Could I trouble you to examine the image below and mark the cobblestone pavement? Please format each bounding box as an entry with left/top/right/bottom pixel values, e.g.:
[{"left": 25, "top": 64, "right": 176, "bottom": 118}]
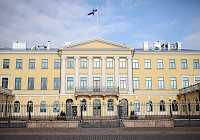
[{"left": 0, "top": 127, "right": 200, "bottom": 140}]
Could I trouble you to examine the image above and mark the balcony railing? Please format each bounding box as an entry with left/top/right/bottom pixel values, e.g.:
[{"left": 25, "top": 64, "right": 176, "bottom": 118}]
[
  {"left": 179, "top": 83, "right": 200, "bottom": 94},
  {"left": 0, "top": 86, "right": 12, "bottom": 95},
  {"left": 75, "top": 86, "right": 119, "bottom": 93}
]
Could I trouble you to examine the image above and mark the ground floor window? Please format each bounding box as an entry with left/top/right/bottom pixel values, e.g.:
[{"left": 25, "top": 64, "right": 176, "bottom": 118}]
[
  {"left": 146, "top": 100, "right": 153, "bottom": 112},
  {"left": 40, "top": 101, "right": 46, "bottom": 113},
  {"left": 172, "top": 100, "right": 178, "bottom": 111},
  {"left": 107, "top": 99, "right": 114, "bottom": 111},
  {"left": 53, "top": 101, "right": 59, "bottom": 112},
  {"left": 195, "top": 98, "right": 199, "bottom": 111},
  {"left": 14, "top": 101, "right": 20, "bottom": 113},
  {"left": 134, "top": 100, "right": 140, "bottom": 112},
  {"left": 159, "top": 100, "right": 166, "bottom": 112},
  {"left": 27, "top": 101, "right": 33, "bottom": 112}
]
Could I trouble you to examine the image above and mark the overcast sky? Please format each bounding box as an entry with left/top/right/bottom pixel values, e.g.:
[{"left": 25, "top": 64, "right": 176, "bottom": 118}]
[{"left": 0, "top": 0, "right": 200, "bottom": 49}]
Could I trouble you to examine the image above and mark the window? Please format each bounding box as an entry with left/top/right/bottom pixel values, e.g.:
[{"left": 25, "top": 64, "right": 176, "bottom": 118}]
[
  {"left": 1, "top": 100, "right": 4, "bottom": 113},
  {"left": 80, "top": 58, "right": 87, "bottom": 68},
  {"left": 41, "top": 78, "right": 47, "bottom": 90},
  {"left": 120, "top": 59, "right": 126, "bottom": 68},
  {"left": 195, "top": 77, "right": 200, "bottom": 84},
  {"left": 108, "top": 99, "right": 114, "bottom": 111},
  {"left": 40, "top": 101, "right": 46, "bottom": 113},
  {"left": 159, "top": 100, "right": 166, "bottom": 111},
  {"left": 107, "top": 59, "right": 113, "bottom": 68},
  {"left": 170, "top": 77, "right": 177, "bottom": 89},
  {"left": 7, "top": 101, "right": 10, "bottom": 113},
  {"left": 158, "top": 77, "right": 164, "bottom": 89},
  {"left": 67, "top": 77, "right": 73, "bottom": 90},
  {"left": 27, "top": 101, "right": 33, "bottom": 112},
  {"left": 195, "top": 98, "right": 199, "bottom": 111},
  {"left": 120, "top": 77, "right": 126, "bottom": 90},
  {"left": 16, "top": 59, "right": 22, "bottom": 69},
  {"left": 28, "top": 78, "right": 34, "bottom": 90},
  {"left": 145, "top": 59, "right": 151, "bottom": 69},
  {"left": 146, "top": 100, "right": 153, "bottom": 112},
  {"left": 80, "top": 77, "right": 87, "bottom": 90},
  {"left": 133, "top": 77, "right": 139, "bottom": 90},
  {"left": 107, "top": 77, "right": 113, "bottom": 89},
  {"left": 67, "top": 58, "right": 74, "bottom": 68},
  {"left": 14, "top": 101, "right": 20, "bottom": 113},
  {"left": 29, "top": 59, "right": 35, "bottom": 69},
  {"left": 182, "top": 100, "right": 186, "bottom": 112},
  {"left": 3, "top": 59, "right": 9, "bottom": 68},
  {"left": 182, "top": 77, "right": 189, "bottom": 88},
  {"left": 2, "top": 78, "right": 8, "bottom": 88},
  {"left": 94, "top": 59, "right": 100, "bottom": 68},
  {"left": 146, "top": 78, "right": 152, "bottom": 89},
  {"left": 54, "top": 59, "right": 61, "bottom": 69},
  {"left": 15, "top": 78, "right": 21, "bottom": 90},
  {"left": 181, "top": 59, "right": 187, "bottom": 69},
  {"left": 42, "top": 59, "right": 48, "bottom": 69},
  {"left": 81, "top": 99, "right": 87, "bottom": 111},
  {"left": 134, "top": 100, "right": 140, "bottom": 112},
  {"left": 194, "top": 59, "right": 199, "bottom": 69},
  {"left": 172, "top": 100, "right": 178, "bottom": 111},
  {"left": 157, "top": 59, "right": 163, "bottom": 69},
  {"left": 53, "top": 101, "right": 59, "bottom": 112},
  {"left": 132, "top": 59, "right": 139, "bottom": 69},
  {"left": 169, "top": 59, "right": 175, "bottom": 69},
  {"left": 54, "top": 78, "right": 60, "bottom": 90}
]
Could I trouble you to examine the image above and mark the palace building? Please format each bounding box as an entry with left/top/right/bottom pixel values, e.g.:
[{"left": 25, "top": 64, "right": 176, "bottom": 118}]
[{"left": 0, "top": 38, "right": 200, "bottom": 118}]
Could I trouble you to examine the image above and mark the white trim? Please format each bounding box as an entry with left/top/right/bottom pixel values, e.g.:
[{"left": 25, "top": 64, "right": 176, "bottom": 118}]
[
  {"left": 39, "top": 100, "right": 47, "bottom": 116},
  {"left": 52, "top": 100, "right": 59, "bottom": 116},
  {"left": 15, "top": 94, "right": 59, "bottom": 97},
  {"left": 181, "top": 75, "right": 190, "bottom": 88},
  {"left": 26, "top": 100, "right": 34, "bottom": 116},
  {"left": 119, "top": 75, "right": 128, "bottom": 90},
  {"left": 134, "top": 51, "right": 200, "bottom": 55},
  {"left": 66, "top": 75, "right": 75, "bottom": 90},
  {"left": 193, "top": 75, "right": 200, "bottom": 84}
]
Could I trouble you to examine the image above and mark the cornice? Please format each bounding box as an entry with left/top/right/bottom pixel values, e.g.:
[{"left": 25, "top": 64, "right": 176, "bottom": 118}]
[
  {"left": 134, "top": 51, "right": 200, "bottom": 55},
  {"left": 0, "top": 51, "right": 58, "bottom": 55}
]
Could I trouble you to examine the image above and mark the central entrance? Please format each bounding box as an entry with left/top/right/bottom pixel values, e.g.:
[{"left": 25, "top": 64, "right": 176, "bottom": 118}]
[
  {"left": 93, "top": 77, "right": 100, "bottom": 92},
  {"left": 93, "top": 99, "right": 101, "bottom": 116},
  {"left": 66, "top": 99, "right": 73, "bottom": 117}
]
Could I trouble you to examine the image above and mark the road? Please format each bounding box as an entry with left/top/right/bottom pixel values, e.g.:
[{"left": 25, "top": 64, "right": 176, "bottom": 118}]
[{"left": 0, "top": 127, "right": 200, "bottom": 140}]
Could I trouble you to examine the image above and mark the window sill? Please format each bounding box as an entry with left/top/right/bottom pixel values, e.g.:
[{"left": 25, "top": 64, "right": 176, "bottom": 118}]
[
  {"left": 133, "top": 68, "right": 139, "bottom": 69},
  {"left": 169, "top": 68, "right": 176, "bottom": 70},
  {"left": 80, "top": 68, "right": 87, "bottom": 69},
  {"left": 42, "top": 68, "right": 48, "bottom": 69},
  {"left": 106, "top": 68, "right": 113, "bottom": 69},
  {"left": 93, "top": 68, "right": 101, "bottom": 69},
  {"left": 29, "top": 68, "right": 35, "bottom": 69},
  {"left": 3, "top": 68, "right": 9, "bottom": 69},
  {"left": 54, "top": 68, "right": 61, "bottom": 69},
  {"left": 119, "top": 68, "right": 127, "bottom": 69},
  {"left": 16, "top": 68, "right": 22, "bottom": 69},
  {"left": 145, "top": 68, "right": 151, "bottom": 69},
  {"left": 157, "top": 68, "right": 164, "bottom": 69}
]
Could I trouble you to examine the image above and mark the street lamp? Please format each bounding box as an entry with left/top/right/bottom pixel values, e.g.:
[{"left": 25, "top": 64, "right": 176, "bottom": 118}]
[
  {"left": 80, "top": 98, "right": 83, "bottom": 122},
  {"left": 169, "top": 97, "right": 172, "bottom": 119}
]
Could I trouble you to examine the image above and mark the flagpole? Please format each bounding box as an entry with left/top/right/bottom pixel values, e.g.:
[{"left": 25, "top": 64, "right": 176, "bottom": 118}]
[{"left": 97, "top": 6, "right": 98, "bottom": 39}]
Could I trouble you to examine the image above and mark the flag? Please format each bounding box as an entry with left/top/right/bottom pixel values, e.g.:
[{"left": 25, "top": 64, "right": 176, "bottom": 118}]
[{"left": 88, "top": 8, "right": 97, "bottom": 17}]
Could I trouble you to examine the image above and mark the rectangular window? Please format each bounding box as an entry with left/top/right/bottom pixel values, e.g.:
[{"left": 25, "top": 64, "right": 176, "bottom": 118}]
[
  {"left": 28, "top": 78, "right": 34, "bottom": 90},
  {"left": 94, "top": 59, "right": 100, "bottom": 68},
  {"left": 54, "top": 59, "right": 61, "bottom": 69},
  {"left": 80, "top": 77, "right": 87, "bottom": 89},
  {"left": 194, "top": 59, "right": 199, "bottom": 69},
  {"left": 41, "top": 78, "right": 47, "bottom": 90},
  {"left": 133, "top": 77, "right": 139, "bottom": 90},
  {"left": 158, "top": 77, "right": 164, "bottom": 89},
  {"left": 42, "top": 59, "right": 48, "bottom": 69},
  {"left": 107, "top": 59, "right": 113, "bottom": 68},
  {"left": 120, "top": 77, "right": 126, "bottom": 90},
  {"left": 132, "top": 59, "right": 139, "bottom": 69},
  {"left": 170, "top": 77, "right": 177, "bottom": 89},
  {"left": 67, "top": 77, "right": 73, "bottom": 90},
  {"left": 146, "top": 78, "right": 152, "bottom": 89},
  {"left": 157, "top": 59, "right": 163, "bottom": 69},
  {"left": 2, "top": 78, "right": 8, "bottom": 88},
  {"left": 3, "top": 59, "right": 9, "bottom": 69},
  {"left": 181, "top": 59, "right": 188, "bottom": 69},
  {"left": 81, "top": 58, "right": 87, "bottom": 68},
  {"left": 107, "top": 77, "right": 113, "bottom": 89},
  {"left": 67, "top": 58, "right": 74, "bottom": 68},
  {"left": 195, "top": 77, "right": 200, "bottom": 84},
  {"left": 29, "top": 59, "right": 35, "bottom": 69},
  {"left": 145, "top": 59, "right": 151, "bottom": 69},
  {"left": 16, "top": 59, "right": 22, "bottom": 69},
  {"left": 54, "top": 78, "right": 60, "bottom": 90},
  {"left": 169, "top": 59, "right": 175, "bottom": 69},
  {"left": 182, "top": 77, "right": 189, "bottom": 88},
  {"left": 15, "top": 78, "right": 21, "bottom": 90},
  {"left": 120, "top": 59, "right": 126, "bottom": 68}
]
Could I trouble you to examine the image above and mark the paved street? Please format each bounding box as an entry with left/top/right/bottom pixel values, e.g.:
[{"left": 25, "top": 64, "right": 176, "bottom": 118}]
[{"left": 0, "top": 127, "right": 200, "bottom": 140}]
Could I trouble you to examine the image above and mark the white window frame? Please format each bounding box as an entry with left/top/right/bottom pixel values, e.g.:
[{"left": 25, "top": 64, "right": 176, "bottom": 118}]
[
  {"left": 132, "top": 59, "right": 139, "bottom": 69},
  {"left": 1, "top": 74, "right": 10, "bottom": 89},
  {"left": 181, "top": 75, "right": 190, "bottom": 88},
  {"left": 107, "top": 58, "right": 113, "bottom": 68}
]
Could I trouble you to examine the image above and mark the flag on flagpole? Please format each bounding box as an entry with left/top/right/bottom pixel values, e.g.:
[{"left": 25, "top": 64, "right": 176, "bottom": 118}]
[{"left": 88, "top": 8, "right": 98, "bottom": 18}]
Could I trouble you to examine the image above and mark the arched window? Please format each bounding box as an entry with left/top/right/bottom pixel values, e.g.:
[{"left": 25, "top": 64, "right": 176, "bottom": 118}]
[
  {"left": 1, "top": 99, "right": 4, "bottom": 113},
  {"left": 146, "top": 100, "right": 153, "bottom": 112},
  {"left": 53, "top": 101, "right": 59, "bottom": 112},
  {"left": 27, "top": 101, "right": 33, "bottom": 112},
  {"left": 172, "top": 100, "right": 178, "bottom": 111},
  {"left": 40, "top": 101, "right": 46, "bottom": 113},
  {"left": 81, "top": 99, "right": 87, "bottom": 111},
  {"left": 108, "top": 99, "right": 114, "bottom": 111},
  {"left": 195, "top": 98, "right": 199, "bottom": 111},
  {"left": 182, "top": 100, "right": 186, "bottom": 112},
  {"left": 7, "top": 101, "right": 10, "bottom": 113},
  {"left": 134, "top": 100, "right": 140, "bottom": 112},
  {"left": 159, "top": 100, "right": 166, "bottom": 112},
  {"left": 14, "top": 101, "right": 20, "bottom": 113}
]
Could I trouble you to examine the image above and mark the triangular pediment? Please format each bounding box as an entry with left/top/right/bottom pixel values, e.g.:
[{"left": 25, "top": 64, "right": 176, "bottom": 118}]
[{"left": 59, "top": 38, "right": 135, "bottom": 51}]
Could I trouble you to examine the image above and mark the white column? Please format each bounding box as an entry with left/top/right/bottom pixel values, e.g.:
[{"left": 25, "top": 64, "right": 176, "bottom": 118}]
[
  {"left": 114, "top": 56, "right": 119, "bottom": 88},
  {"left": 101, "top": 56, "right": 106, "bottom": 88},
  {"left": 127, "top": 56, "right": 133, "bottom": 94},
  {"left": 61, "top": 56, "right": 66, "bottom": 95},
  {"left": 88, "top": 56, "right": 93, "bottom": 89},
  {"left": 75, "top": 56, "right": 80, "bottom": 89}
]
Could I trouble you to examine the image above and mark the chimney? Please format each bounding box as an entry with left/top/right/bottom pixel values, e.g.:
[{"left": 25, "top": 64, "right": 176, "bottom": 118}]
[
  {"left": 12, "top": 42, "right": 27, "bottom": 50},
  {"left": 143, "top": 42, "right": 149, "bottom": 51},
  {"left": 47, "top": 41, "right": 51, "bottom": 50},
  {"left": 177, "top": 41, "right": 181, "bottom": 50},
  {"left": 65, "top": 41, "right": 71, "bottom": 46},
  {"left": 153, "top": 41, "right": 161, "bottom": 50}
]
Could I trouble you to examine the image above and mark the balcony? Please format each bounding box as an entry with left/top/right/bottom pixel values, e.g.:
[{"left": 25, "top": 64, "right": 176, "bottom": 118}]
[
  {"left": 75, "top": 86, "right": 119, "bottom": 96},
  {"left": 179, "top": 83, "right": 200, "bottom": 94},
  {"left": 0, "top": 86, "right": 13, "bottom": 96}
]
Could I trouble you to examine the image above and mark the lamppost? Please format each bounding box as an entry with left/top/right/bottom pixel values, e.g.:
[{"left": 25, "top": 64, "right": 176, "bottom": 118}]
[
  {"left": 80, "top": 98, "right": 83, "bottom": 122},
  {"left": 169, "top": 97, "right": 172, "bottom": 120},
  {"left": 188, "top": 99, "right": 190, "bottom": 121},
  {"left": 28, "top": 102, "right": 32, "bottom": 121}
]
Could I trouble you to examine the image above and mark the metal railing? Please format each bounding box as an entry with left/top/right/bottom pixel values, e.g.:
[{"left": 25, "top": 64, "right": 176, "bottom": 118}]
[{"left": 75, "top": 86, "right": 119, "bottom": 93}]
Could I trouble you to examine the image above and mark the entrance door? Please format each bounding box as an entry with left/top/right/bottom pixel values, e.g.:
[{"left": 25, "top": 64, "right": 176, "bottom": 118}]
[
  {"left": 93, "top": 77, "right": 100, "bottom": 92},
  {"left": 93, "top": 99, "right": 101, "bottom": 116},
  {"left": 121, "top": 99, "right": 128, "bottom": 117},
  {"left": 2, "top": 78, "right": 8, "bottom": 88},
  {"left": 66, "top": 99, "right": 73, "bottom": 117}
]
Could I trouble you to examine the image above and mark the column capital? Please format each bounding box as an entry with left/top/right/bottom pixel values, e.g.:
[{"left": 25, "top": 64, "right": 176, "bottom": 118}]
[
  {"left": 87, "top": 56, "right": 93, "bottom": 59},
  {"left": 61, "top": 56, "right": 67, "bottom": 59},
  {"left": 127, "top": 56, "right": 132, "bottom": 59},
  {"left": 114, "top": 56, "right": 119, "bottom": 59},
  {"left": 101, "top": 56, "right": 106, "bottom": 59},
  {"left": 74, "top": 56, "right": 80, "bottom": 59}
]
